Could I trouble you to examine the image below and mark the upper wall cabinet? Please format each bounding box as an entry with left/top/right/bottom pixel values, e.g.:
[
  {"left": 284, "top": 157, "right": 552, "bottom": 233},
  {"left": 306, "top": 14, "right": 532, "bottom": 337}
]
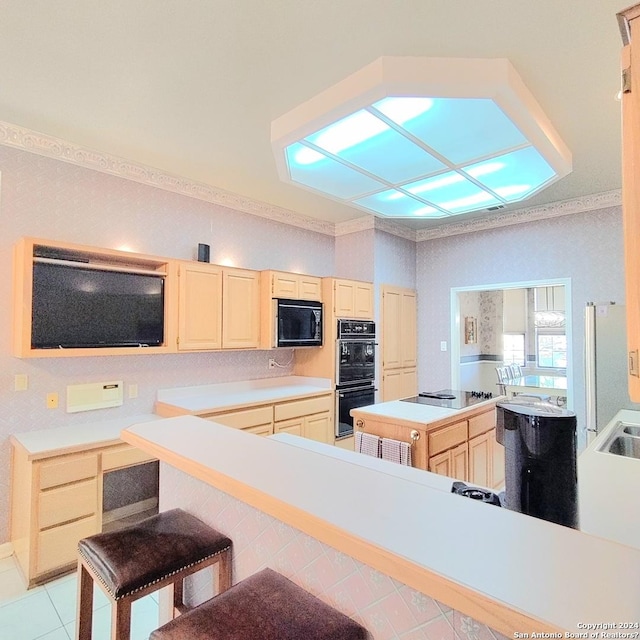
[
  {"left": 619, "top": 4, "right": 640, "bottom": 401},
  {"left": 332, "top": 278, "right": 374, "bottom": 319},
  {"left": 503, "top": 289, "right": 527, "bottom": 333},
  {"left": 178, "top": 262, "right": 261, "bottom": 351},
  {"left": 13, "top": 238, "right": 176, "bottom": 358},
  {"left": 222, "top": 268, "right": 261, "bottom": 349},
  {"left": 177, "top": 262, "right": 222, "bottom": 350},
  {"left": 266, "top": 271, "right": 322, "bottom": 301}
]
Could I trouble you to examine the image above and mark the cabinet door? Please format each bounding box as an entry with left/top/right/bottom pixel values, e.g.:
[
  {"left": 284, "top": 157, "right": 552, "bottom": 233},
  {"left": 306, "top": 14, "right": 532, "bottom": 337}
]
[
  {"left": 451, "top": 442, "right": 468, "bottom": 482},
  {"left": 334, "top": 280, "right": 355, "bottom": 317},
  {"left": 299, "top": 276, "right": 322, "bottom": 301},
  {"left": 401, "top": 291, "right": 417, "bottom": 367},
  {"left": 178, "top": 262, "right": 222, "bottom": 350},
  {"left": 222, "top": 268, "right": 260, "bottom": 348},
  {"left": 429, "top": 450, "right": 451, "bottom": 477},
  {"left": 272, "top": 273, "right": 298, "bottom": 299},
  {"left": 491, "top": 431, "right": 506, "bottom": 489},
  {"left": 382, "top": 369, "right": 403, "bottom": 402},
  {"left": 244, "top": 424, "right": 274, "bottom": 437},
  {"left": 400, "top": 368, "right": 418, "bottom": 399},
  {"left": 469, "top": 432, "right": 491, "bottom": 487},
  {"left": 304, "top": 412, "right": 332, "bottom": 444},
  {"left": 621, "top": 17, "right": 640, "bottom": 401},
  {"left": 382, "top": 288, "right": 402, "bottom": 369},
  {"left": 274, "top": 418, "right": 304, "bottom": 437},
  {"left": 354, "top": 282, "right": 374, "bottom": 319}
]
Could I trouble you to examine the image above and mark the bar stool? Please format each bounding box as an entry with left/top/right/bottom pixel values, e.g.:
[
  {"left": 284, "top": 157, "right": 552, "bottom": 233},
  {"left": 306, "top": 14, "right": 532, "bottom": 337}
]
[
  {"left": 76, "top": 508, "right": 232, "bottom": 640},
  {"left": 149, "top": 567, "right": 368, "bottom": 640}
]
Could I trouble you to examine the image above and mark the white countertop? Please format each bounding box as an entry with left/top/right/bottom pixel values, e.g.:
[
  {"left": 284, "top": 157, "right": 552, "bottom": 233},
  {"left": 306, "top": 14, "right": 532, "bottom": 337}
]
[
  {"left": 11, "top": 413, "right": 161, "bottom": 459},
  {"left": 351, "top": 396, "right": 499, "bottom": 425},
  {"left": 123, "top": 415, "right": 640, "bottom": 633},
  {"left": 579, "top": 409, "right": 640, "bottom": 549},
  {"left": 156, "top": 376, "right": 332, "bottom": 413}
]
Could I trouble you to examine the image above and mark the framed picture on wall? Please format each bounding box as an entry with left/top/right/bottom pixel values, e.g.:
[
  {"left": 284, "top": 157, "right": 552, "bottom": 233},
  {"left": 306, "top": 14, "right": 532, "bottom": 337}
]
[{"left": 464, "top": 316, "right": 477, "bottom": 344}]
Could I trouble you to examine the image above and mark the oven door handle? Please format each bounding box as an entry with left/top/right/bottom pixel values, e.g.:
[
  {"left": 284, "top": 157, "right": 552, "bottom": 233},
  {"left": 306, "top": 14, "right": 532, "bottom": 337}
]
[{"left": 337, "top": 388, "right": 378, "bottom": 397}]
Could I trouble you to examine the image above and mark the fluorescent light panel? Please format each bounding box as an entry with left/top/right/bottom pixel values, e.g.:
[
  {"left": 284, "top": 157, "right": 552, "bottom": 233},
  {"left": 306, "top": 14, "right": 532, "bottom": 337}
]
[{"left": 272, "top": 58, "right": 572, "bottom": 219}]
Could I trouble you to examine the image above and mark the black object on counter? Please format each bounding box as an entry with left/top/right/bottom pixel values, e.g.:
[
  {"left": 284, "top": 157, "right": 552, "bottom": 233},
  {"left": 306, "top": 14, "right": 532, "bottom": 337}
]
[
  {"left": 496, "top": 400, "right": 579, "bottom": 529},
  {"left": 451, "top": 481, "right": 502, "bottom": 506}
]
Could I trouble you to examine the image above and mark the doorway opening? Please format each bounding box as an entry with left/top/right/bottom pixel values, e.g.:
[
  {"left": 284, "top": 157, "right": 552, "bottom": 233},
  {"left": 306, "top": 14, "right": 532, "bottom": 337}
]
[{"left": 449, "top": 278, "right": 573, "bottom": 410}]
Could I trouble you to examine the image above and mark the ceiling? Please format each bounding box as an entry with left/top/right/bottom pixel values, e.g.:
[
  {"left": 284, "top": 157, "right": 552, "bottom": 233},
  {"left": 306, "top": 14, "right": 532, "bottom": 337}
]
[{"left": 0, "top": 1, "right": 629, "bottom": 232}]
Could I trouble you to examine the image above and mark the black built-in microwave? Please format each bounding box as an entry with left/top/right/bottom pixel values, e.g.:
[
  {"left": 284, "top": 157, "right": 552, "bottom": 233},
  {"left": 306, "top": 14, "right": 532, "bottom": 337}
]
[{"left": 273, "top": 298, "right": 323, "bottom": 347}]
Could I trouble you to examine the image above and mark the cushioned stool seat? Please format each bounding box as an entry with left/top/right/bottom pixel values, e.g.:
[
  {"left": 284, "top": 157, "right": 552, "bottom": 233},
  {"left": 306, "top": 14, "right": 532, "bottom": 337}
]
[
  {"left": 76, "top": 508, "right": 232, "bottom": 640},
  {"left": 150, "top": 567, "right": 368, "bottom": 640}
]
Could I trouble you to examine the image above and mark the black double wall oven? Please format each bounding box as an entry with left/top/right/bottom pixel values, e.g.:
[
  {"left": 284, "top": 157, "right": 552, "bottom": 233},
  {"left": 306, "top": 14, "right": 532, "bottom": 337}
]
[{"left": 335, "top": 319, "right": 376, "bottom": 438}]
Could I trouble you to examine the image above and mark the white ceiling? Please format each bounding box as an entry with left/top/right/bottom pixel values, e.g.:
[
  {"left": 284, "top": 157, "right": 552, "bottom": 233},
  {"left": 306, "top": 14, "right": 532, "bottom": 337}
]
[{"left": 0, "top": 1, "right": 628, "bottom": 231}]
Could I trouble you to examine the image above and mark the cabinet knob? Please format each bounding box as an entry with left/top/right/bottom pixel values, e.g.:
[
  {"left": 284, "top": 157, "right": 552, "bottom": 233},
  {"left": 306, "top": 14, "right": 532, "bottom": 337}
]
[
  {"left": 630, "top": 350, "right": 639, "bottom": 377},
  {"left": 356, "top": 419, "right": 364, "bottom": 428}
]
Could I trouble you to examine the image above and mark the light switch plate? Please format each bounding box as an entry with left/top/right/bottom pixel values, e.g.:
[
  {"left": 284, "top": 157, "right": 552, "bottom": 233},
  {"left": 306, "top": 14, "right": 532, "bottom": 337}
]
[{"left": 67, "top": 381, "right": 124, "bottom": 413}]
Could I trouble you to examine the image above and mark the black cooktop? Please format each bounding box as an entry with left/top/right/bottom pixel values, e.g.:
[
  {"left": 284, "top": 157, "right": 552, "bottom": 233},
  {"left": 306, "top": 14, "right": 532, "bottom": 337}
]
[{"left": 401, "top": 389, "right": 493, "bottom": 410}]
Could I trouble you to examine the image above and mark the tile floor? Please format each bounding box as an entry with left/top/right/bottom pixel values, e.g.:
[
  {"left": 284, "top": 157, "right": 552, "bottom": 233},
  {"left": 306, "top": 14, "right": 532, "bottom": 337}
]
[{"left": 0, "top": 555, "right": 160, "bottom": 640}]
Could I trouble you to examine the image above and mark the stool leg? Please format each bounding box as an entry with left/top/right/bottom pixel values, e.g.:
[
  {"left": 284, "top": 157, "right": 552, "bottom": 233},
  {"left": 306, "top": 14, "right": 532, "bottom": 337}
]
[
  {"left": 172, "top": 578, "right": 185, "bottom": 616},
  {"left": 111, "top": 598, "right": 132, "bottom": 640},
  {"left": 76, "top": 560, "right": 94, "bottom": 640},
  {"left": 217, "top": 549, "right": 232, "bottom": 594}
]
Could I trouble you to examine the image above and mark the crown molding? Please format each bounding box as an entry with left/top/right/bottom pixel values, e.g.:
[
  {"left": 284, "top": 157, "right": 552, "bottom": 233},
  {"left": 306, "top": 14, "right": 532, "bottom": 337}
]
[
  {"left": 0, "top": 120, "right": 335, "bottom": 236},
  {"left": 415, "top": 190, "right": 622, "bottom": 241},
  {"left": 0, "top": 120, "right": 620, "bottom": 243}
]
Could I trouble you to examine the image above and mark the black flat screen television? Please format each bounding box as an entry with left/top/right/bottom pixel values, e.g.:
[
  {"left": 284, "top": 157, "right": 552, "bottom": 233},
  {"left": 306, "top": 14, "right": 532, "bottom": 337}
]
[{"left": 31, "top": 261, "right": 165, "bottom": 349}]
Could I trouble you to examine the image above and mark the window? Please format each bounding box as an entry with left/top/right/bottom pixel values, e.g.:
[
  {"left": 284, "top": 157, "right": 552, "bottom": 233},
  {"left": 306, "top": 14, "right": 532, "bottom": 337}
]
[
  {"left": 503, "top": 334, "right": 525, "bottom": 366},
  {"left": 537, "top": 333, "right": 567, "bottom": 368}
]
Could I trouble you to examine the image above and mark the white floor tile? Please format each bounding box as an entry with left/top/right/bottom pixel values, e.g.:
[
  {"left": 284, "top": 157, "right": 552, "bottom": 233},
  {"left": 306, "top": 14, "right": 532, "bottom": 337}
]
[
  {"left": 46, "top": 574, "right": 110, "bottom": 625},
  {"left": 0, "top": 566, "right": 40, "bottom": 606},
  {"left": 35, "top": 626, "right": 70, "bottom": 640},
  {"left": 0, "top": 556, "right": 18, "bottom": 575},
  {"left": 0, "top": 589, "right": 64, "bottom": 640}
]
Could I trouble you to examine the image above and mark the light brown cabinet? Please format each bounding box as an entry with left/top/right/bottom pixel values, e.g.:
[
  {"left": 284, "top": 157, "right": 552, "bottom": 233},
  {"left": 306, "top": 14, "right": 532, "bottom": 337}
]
[
  {"left": 332, "top": 279, "right": 374, "bottom": 319},
  {"left": 10, "top": 442, "right": 155, "bottom": 587},
  {"left": 381, "top": 285, "right": 417, "bottom": 401},
  {"left": 266, "top": 270, "right": 322, "bottom": 301},
  {"left": 187, "top": 393, "right": 334, "bottom": 444},
  {"left": 619, "top": 5, "right": 640, "bottom": 402},
  {"left": 177, "top": 262, "right": 223, "bottom": 350},
  {"left": 353, "top": 404, "right": 504, "bottom": 489},
  {"left": 177, "top": 262, "right": 260, "bottom": 351}
]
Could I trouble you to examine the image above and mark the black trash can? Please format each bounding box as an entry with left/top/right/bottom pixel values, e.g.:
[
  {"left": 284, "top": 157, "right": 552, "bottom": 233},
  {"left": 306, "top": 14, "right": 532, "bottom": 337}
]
[{"left": 496, "top": 400, "right": 579, "bottom": 529}]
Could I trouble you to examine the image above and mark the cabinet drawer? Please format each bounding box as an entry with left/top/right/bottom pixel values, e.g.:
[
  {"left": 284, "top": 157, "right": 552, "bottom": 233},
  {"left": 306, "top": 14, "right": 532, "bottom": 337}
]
[
  {"left": 244, "top": 423, "right": 274, "bottom": 437},
  {"left": 274, "top": 395, "right": 332, "bottom": 422},
  {"left": 37, "top": 515, "right": 98, "bottom": 575},
  {"left": 205, "top": 406, "right": 273, "bottom": 430},
  {"left": 102, "top": 445, "right": 155, "bottom": 472},
  {"left": 428, "top": 421, "right": 468, "bottom": 456},
  {"left": 38, "top": 478, "right": 98, "bottom": 529},
  {"left": 468, "top": 410, "right": 496, "bottom": 439},
  {"left": 38, "top": 453, "right": 98, "bottom": 490}
]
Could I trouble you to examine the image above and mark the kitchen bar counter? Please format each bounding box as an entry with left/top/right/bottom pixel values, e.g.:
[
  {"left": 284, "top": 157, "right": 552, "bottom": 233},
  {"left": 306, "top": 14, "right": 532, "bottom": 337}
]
[
  {"left": 154, "top": 375, "right": 331, "bottom": 416},
  {"left": 122, "top": 415, "right": 640, "bottom": 637}
]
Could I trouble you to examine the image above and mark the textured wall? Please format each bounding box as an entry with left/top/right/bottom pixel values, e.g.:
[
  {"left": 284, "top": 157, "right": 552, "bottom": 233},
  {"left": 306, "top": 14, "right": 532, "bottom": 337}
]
[
  {"left": 161, "top": 463, "right": 507, "bottom": 640},
  {"left": 0, "top": 145, "right": 335, "bottom": 543},
  {"left": 416, "top": 206, "right": 626, "bottom": 437}
]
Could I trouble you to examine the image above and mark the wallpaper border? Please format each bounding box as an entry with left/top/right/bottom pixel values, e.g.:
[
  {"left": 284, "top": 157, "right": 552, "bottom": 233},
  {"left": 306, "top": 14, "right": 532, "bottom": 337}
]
[{"left": 0, "top": 120, "right": 620, "bottom": 242}]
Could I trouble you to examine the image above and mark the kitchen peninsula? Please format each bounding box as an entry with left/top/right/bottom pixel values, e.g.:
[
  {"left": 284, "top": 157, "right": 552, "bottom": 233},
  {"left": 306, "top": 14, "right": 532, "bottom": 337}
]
[
  {"left": 121, "top": 415, "right": 640, "bottom": 638},
  {"left": 351, "top": 393, "right": 505, "bottom": 488}
]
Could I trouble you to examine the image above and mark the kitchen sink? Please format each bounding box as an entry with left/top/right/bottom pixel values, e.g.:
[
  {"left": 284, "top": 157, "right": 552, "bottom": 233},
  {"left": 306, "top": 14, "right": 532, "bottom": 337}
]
[{"left": 596, "top": 422, "right": 640, "bottom": 459}]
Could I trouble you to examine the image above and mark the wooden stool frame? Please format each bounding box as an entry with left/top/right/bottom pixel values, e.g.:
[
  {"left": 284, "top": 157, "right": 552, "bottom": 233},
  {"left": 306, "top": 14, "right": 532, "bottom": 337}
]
[{"left": 75, "top": 548, "right": 232, "bottom": 640}]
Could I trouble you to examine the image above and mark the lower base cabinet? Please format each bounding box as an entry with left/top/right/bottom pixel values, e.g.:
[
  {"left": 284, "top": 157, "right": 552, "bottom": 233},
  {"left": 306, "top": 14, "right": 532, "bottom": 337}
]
[
  {"left": 429, "top": 442, "right": 468, "bottom": 480},
  {"left": 10, "top": 442, "right": 155, "bottom": 588},
  {"left": 202, "top": 393, "right": 334, "bottom": 444}
]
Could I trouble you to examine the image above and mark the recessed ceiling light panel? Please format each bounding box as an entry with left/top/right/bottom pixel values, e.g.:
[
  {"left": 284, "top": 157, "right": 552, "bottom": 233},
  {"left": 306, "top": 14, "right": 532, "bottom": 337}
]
[{"left": 271, "top": 57, "right": 572, "bottom": 219}]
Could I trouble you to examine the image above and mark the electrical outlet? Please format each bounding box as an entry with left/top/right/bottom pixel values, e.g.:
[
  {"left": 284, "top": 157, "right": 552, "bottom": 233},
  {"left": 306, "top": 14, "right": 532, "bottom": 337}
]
[
  {"left": 128, "top": 383, "right": 138, "bottom": 399},
  {"left": 268, "top": 358, "right": 276, "bottom": 370},
  {"left": 440, "top": 341, "right": 447, "bottom": 352},
  {"left": 46, "top": 392, "right": 58, "bottom": 409},
  {"left": 14, "top": 374, "right": 28, "bottom": 391}
]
